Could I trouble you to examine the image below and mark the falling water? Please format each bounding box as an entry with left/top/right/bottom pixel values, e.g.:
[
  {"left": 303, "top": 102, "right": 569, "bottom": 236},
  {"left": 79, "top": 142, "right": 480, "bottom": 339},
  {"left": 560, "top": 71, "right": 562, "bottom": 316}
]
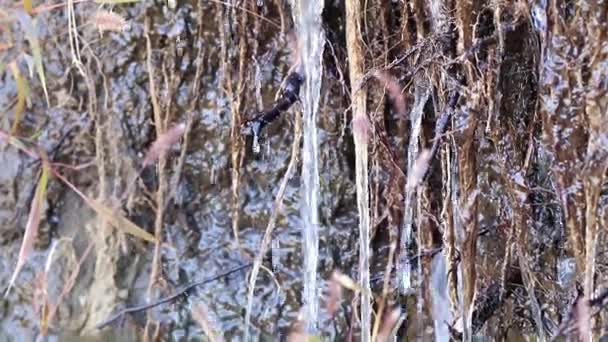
[
  {"left": 430, "top": 253, "right": 452, "bottom": 342},
  {"left": 400, "top": 85, "right": 430, "bottom": 294},
  {"left": 290, "top": 0, "right": 325, "bottom": 334}
]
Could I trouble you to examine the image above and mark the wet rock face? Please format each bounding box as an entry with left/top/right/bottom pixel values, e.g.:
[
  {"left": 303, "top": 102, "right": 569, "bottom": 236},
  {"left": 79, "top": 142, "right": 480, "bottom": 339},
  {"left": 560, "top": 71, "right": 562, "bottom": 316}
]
[
  {"left": 0, "top": 0, "right": 358, "bottom": 338},
  {"left": 2, "top": 0, "right": 607, "bottom": 339},
  {"left": 0, "top": 150, "right": 22, "bottom": 246}
]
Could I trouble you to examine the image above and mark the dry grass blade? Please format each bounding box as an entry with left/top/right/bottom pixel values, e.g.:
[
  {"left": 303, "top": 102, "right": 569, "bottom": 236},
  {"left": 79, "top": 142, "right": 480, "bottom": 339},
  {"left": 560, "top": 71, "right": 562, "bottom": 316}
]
[
  {"left": 92, "top": 10, "right": 128, "bottom": 33},
  {"left": 47, "top": 161, "right": 156, "bottom": 242},
  {"left": 0, "top": 131, "right": 155, "bottom": 243},
  {"left": 4, "top": 160, "right": 49, "bottom": 298},
  {"left": 9, "top": 61, "right": 30, "bottom": 135},
  {"left": 87, "top": 199, "right": 156, "bottom": 242},
  {"left": 0, "top": 130, "right": 33, "bottom": 156},
  {"left": 191, "top": 302, "right": 224, "bottom": 342},
  {"left": 14, "top": 11, "right": 49, "bottom": 106},
  {"left": 142, "top": 122, "right": 186, "bottom": 167}
]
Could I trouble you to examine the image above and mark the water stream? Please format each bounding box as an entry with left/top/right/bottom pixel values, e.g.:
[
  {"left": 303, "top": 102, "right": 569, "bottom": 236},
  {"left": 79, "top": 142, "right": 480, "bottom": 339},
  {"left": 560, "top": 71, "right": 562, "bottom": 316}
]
[
  {"left": 290, "top": 0, "right": 325, "bottom": 334},
  {"left": 400, "top": 85, "right": 430, "bottom": 294},
  {"left": 430, "top": 253, "right": 452, "bottom": 342}
]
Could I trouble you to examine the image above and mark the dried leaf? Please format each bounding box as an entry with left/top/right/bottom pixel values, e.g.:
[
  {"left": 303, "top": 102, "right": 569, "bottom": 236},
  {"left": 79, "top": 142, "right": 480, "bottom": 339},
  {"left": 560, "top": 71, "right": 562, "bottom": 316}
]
[
  {"left": 15, "top": 11, "right": 49, "bottom": 106},
  {"left": 87, "top": 199, "right": 156, "bottom": 242},
  {"left": 142, "top": 122, "right": 186, "bottom": 167},
  {"left": 331, "top": 271, "right": 360, "bottom": 292},
  {"left": 9, "top": 62, "right": 30, "bottom": 135},
  {"left": 5, "top": 161, "right": 49, "bottom": 298},
  {"left": 93, "top": 10, "right": 128, "bottom": 33}
]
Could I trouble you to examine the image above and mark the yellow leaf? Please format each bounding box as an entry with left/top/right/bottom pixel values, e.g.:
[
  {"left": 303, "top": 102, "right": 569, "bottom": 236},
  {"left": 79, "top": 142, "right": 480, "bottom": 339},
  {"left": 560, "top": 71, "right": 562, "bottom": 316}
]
[
  {"left": 87, "top": 199, "right": 156, "bottom": 242},
  {"left": 331, "top": 271, "right": 361, "bottom": 292},
  {"left": 9, "top": 62, "right": 30, "bottom": 135},
  {"left": 23, "top": 0, "right": 33, "bottom": 13}
]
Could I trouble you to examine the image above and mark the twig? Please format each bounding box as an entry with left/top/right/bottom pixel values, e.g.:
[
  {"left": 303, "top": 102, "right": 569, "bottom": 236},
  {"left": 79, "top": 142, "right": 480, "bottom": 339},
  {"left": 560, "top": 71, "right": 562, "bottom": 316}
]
[
  {"left": 96, "top": 263, "right": 253, "bottom": 330},
  {"left": 144, "top": 15, "right": 168, "bottom": 306},
  {"left": 422, "top": 91, "right": 460, "bottom": 182}
]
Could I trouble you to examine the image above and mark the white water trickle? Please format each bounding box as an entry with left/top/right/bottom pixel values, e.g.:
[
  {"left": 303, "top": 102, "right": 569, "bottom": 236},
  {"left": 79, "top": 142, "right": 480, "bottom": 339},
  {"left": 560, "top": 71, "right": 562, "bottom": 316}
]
[
  {"left": 431, "top": 252, "right": 452, "bottom": 342},
  {"left": 400, "top": 85, "right": 430, "bottom": 294},
  {"left": 290, "top": 0, "right": 325, "bottom": 334}
]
